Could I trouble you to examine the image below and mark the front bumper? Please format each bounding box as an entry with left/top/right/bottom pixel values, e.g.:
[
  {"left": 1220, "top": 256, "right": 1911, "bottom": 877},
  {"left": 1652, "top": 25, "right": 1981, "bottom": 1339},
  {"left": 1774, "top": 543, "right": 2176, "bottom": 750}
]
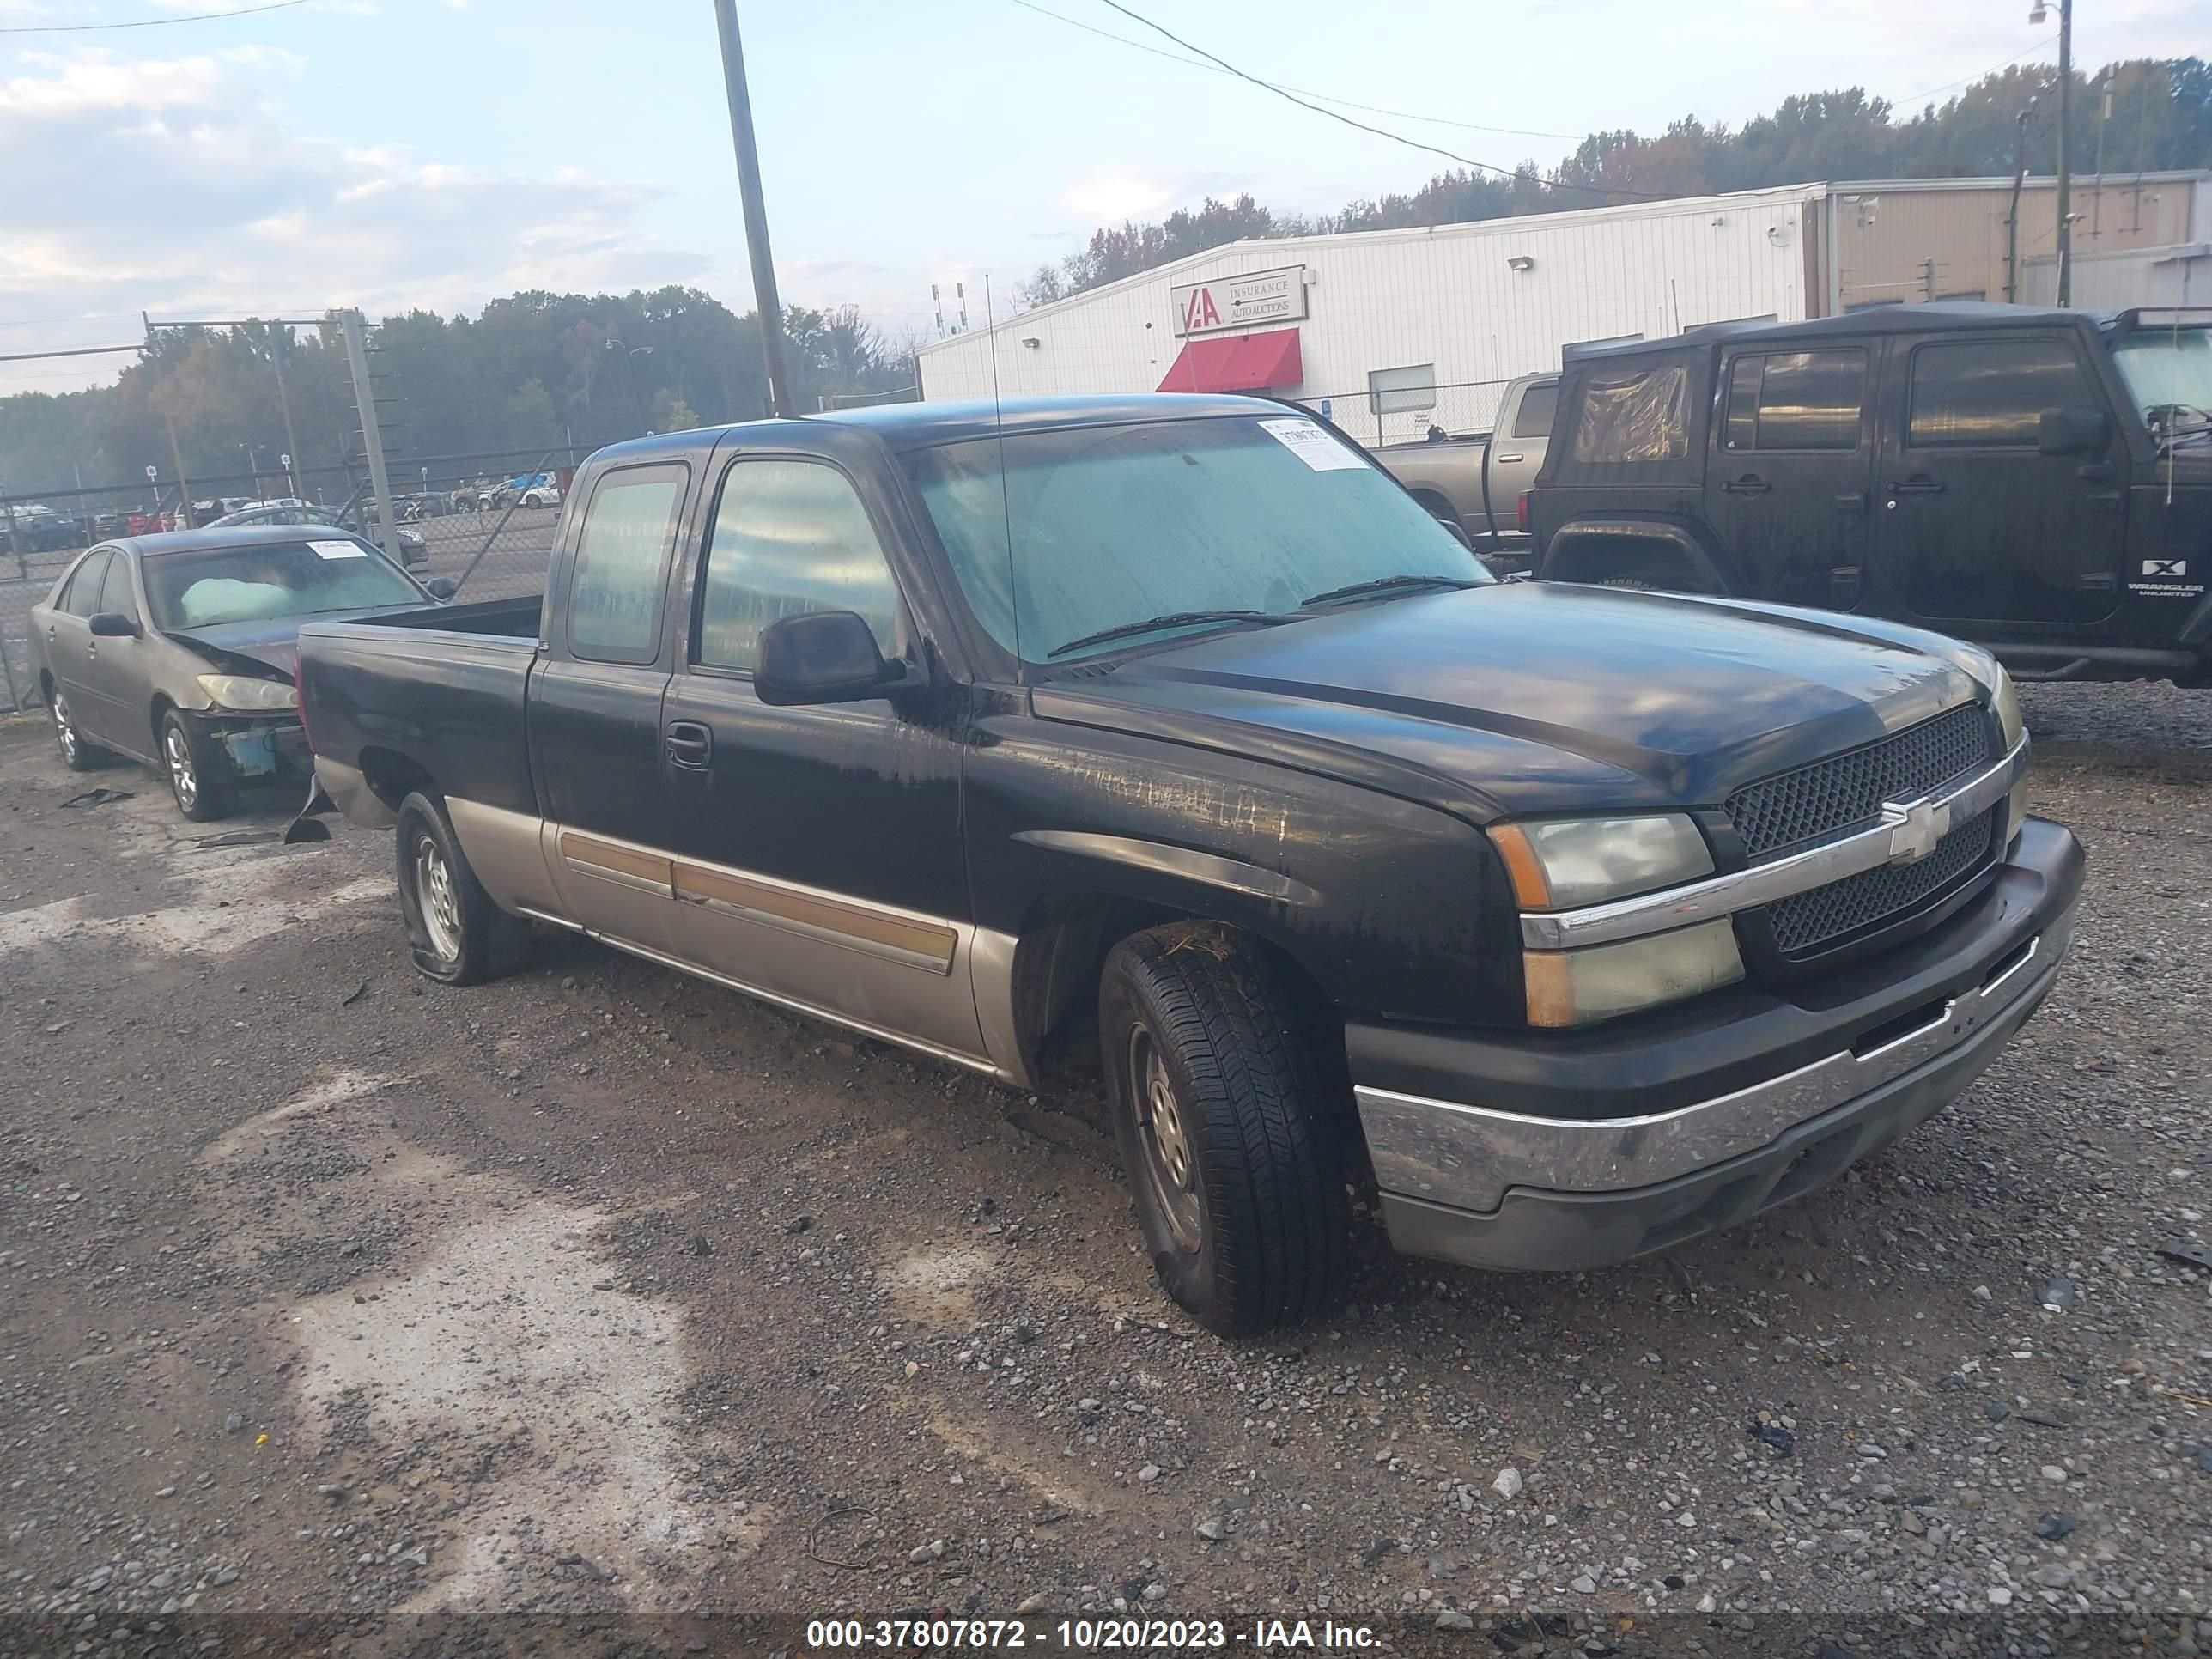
[
  {"left": 1352, "top": 817, "right": 2083, "bottom": 1272},
  {"left": 204, "top": 714, "right": 309, "bottom": 780}
]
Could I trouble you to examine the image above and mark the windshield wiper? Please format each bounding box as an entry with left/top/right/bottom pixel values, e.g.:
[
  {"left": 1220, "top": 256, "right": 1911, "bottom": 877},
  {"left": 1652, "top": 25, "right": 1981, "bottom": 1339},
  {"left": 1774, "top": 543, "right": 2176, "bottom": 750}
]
[
  {"left": 1300, "top": 573, "right": 1481, "bottom": 608},
  {"left": 1046, "top": 610, "right": 1287, "bottom": 659}
]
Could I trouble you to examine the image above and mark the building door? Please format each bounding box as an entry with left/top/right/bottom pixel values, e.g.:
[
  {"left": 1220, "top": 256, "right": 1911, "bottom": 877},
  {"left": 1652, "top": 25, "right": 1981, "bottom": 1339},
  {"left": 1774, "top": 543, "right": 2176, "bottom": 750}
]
[
  {"left": 1704, "top": 347, "right": 1876, "bottom": 610},
  {"left": 1870, "top": 332, "right": 2128, "bottom": 628},
  {"left": 656, "top": 453, "right": 984, "bottom": 1063}
]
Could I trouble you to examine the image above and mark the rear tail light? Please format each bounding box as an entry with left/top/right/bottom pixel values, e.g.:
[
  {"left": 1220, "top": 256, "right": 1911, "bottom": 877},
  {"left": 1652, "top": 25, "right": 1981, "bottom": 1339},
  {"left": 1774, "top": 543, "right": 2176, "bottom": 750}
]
[{"left": 1516, "top": 491, "right": 1530, "bottom": 534}]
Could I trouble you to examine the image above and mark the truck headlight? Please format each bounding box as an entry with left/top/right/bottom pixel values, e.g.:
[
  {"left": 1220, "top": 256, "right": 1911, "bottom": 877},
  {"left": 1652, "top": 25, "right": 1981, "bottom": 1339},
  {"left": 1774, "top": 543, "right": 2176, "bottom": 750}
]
[
  {"left": 196, "top": 674, "right": 298, "bottom": 712},
  {"left": 1523, "top": 919, "right": 1745, "bottom": 1027},
  {"left": 1990, "top": 664, "right": 2028, "bottom": 845},
  {"left": 1489, "top": 813, "right": 1714, "bottom": 909}
]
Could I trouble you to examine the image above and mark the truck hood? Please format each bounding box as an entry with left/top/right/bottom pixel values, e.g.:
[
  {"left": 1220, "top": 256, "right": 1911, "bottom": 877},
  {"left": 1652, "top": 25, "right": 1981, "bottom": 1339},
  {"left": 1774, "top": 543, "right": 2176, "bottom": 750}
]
[
  {"left": 1034, "top": 582, "right": 1996, "bottom": 818},
  {"left": 166, "top": 604, "right": 428, "bottom": 680}
]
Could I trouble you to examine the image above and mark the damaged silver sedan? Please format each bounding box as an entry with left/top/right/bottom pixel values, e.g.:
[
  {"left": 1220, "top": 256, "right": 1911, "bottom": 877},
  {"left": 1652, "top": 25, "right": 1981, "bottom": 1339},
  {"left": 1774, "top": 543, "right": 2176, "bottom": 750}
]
[{"left": 28, "top": 526, "right": 451, "bottom": 821}]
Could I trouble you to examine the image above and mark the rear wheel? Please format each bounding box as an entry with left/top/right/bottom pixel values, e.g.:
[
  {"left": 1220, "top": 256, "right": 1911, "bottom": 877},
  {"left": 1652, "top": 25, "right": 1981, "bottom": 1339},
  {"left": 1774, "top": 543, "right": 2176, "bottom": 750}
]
[
  {"left": 49, "top": 689, "right": 111, "bottom": 771},
  {"left": 394, "top": 790, "right": 531, "bottom": 985},
  {"left": 161, "top": 709, "right": 237, "bottom": 821},
  {"left": 1099, "top": 924, "right": 1351, "bottom": 1337}
]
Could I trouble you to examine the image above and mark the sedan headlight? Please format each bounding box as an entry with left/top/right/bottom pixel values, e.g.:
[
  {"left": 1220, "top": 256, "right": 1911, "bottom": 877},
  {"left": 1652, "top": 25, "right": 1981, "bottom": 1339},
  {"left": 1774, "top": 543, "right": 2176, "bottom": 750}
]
[
  {"left": 1989, "top": 663, "right": 2029, "bottom": 844},
  {"left": 197, "top": 673, "right": 297, "bottom": 712},
  {"left": 1489, "top": 813, "right": 1714, "bottom": 909},
  {"left": 1524, "top": 919, "right": 1745, "bottom": 1028}
]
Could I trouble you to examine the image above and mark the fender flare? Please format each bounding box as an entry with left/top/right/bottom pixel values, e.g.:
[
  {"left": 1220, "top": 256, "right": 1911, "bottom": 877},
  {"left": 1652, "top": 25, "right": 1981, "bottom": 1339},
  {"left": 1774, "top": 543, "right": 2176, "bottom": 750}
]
[{"left": 1537, "top": 517, "right": 1736, "bottom": 593}]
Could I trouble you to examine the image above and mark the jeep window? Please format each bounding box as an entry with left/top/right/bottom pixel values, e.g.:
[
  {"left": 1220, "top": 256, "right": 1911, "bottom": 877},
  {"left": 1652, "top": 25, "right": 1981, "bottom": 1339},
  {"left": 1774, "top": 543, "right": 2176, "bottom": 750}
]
[
  {"left": 565, "top": 463, "right": 686, "bottom": 665},
  {"left": 1570, "top": 362, "right": 1690, "bottom": 464},
  {"left": 905, "top": 415, "right": 1486, "bottom": 663},
  {"left": 1510, "top": 381, "right": 1559, "bottom": 440},
  {"left": 1907, "top": 339, "right": 2088, "bottom": 448},
  {"left": 1723, "top": 349, "right": 1866, "bottom": 451},
  {"left": 2111, "top": 324, "right": 2212, "bottom": 443},
  {"left": 695, "top": 459, "right": 900, "bottom": 673}
]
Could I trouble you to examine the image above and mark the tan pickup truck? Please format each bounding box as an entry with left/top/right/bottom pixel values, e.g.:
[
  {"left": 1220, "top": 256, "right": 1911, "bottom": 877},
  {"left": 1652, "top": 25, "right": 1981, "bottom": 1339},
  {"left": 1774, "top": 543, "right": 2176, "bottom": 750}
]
[{"left": 1375, "top": 372, "right": 1558, "bottom": 562}]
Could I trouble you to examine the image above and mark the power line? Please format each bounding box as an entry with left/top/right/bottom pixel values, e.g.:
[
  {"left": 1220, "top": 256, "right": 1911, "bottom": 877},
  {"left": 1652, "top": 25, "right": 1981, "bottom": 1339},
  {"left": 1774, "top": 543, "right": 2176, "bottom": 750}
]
[
  {"left": 0, "top": 0, "right": 310, "bottom": 33},
  {"left": 1007, "top": 0, "right": 1583, "bottom": 143},
  {"left": 1088, "top": 0, "right": 1677, "bottom": 203},
  {"left": 1893, "top": 34, "right": 2056, "bottom": 108}
]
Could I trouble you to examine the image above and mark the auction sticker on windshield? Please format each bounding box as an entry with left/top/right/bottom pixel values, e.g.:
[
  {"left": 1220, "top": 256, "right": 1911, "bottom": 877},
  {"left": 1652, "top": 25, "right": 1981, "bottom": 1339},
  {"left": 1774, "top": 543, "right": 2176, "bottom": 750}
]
[
  {"left": 309, "top": 539, "right": 368, "bottom": 560},
  {"left": 1258, "top": 417, "right": 1367, "bottom": 471}
]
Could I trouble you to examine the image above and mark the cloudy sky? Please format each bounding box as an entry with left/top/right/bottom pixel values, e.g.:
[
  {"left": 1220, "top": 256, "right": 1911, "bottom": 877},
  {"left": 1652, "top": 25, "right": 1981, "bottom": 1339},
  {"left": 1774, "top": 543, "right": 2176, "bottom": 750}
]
[{"left": 0, "top": 0, "right": 2201, "bottom": 394}]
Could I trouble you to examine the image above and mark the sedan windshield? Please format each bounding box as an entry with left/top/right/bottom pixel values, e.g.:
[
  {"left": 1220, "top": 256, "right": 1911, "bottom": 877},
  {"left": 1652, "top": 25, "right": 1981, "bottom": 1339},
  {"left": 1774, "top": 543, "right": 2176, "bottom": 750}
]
[
  {"left": 2112, "top": 325, "right": 2212, "bottom": 442},
  {"left": 904, "top": 414, "right": 1488, "bottom": 662},
  {"left": 143, "top": 540, "right": 422, "bottom": 629}
]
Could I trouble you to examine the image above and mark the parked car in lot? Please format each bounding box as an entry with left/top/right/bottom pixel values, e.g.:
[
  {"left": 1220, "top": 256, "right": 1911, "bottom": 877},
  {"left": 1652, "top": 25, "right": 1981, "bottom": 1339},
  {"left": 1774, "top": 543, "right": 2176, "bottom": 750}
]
[
  {"left": 2, "top": 505, "right": 85, "bottom": 554},
  {"left": 292, "top": 392, "right": 2080, "bottom": 1337},
  {"left": 31, "top": 526, "right": 451, "bottom": 821},
  {"left": 1374, "top": 370, "right": 1558, "bottom": 558},
  {"left": 1526, "top": 302, "right": 2212, "bottom": 684},
  {"left": 205, "top": 500, "right": 429, "bottom": 567}
]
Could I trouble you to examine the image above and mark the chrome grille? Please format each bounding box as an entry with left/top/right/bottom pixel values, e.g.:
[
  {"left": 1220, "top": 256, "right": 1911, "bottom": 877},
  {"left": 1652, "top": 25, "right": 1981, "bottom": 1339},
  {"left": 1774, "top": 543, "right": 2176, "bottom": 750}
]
[
  {"left": 1727, "top": 703, "right": 1994, "bottom": 860},
  {"left": 1766, "top": 807, "right": 1999, "bottom": 956}
]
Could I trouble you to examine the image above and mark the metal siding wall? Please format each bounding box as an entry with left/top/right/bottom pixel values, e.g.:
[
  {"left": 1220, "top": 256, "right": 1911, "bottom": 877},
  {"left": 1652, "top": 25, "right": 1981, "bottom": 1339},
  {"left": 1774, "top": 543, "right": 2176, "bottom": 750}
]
[{"left": 915, "top": 189, "right": 1816, "bottom": 441}]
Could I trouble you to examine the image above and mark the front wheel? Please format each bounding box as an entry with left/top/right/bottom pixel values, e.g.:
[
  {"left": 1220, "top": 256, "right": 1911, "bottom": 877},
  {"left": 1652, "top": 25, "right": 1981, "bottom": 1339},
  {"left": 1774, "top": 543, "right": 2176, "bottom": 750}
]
[
  {"left": 161, "top": 710, "right": 237, "bottom": 820},
  {"left": 1099, "top": 925, "right": 1351, "bottom": 1337},
  {"left": 393, "top": 791, "right": 531, "bottom": 985}
]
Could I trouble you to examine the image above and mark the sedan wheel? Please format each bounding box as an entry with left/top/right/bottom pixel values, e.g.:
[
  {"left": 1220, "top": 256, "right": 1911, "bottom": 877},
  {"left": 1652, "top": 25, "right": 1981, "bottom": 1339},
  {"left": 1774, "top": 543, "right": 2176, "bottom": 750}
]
[
  {"left": 51, "top": 691, "right": 108, "bottom": 771},
  {"left": 159, "top": 710, "right": 237, "bottom": 821}
]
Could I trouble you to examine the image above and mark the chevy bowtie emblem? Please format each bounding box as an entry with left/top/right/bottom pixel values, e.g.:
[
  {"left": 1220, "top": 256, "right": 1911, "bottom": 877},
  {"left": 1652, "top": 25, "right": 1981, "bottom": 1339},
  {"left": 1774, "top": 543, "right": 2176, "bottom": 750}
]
[{"left": 1883, "top": 797, "right": 1952, "bottom": 864}]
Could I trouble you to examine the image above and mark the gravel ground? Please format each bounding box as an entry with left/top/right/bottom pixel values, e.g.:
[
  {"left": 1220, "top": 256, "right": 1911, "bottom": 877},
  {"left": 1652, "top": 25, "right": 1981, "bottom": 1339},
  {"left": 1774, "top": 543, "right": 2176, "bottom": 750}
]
[{"left": 0, "top": 684, "right": 2207, "bottom": 1656}]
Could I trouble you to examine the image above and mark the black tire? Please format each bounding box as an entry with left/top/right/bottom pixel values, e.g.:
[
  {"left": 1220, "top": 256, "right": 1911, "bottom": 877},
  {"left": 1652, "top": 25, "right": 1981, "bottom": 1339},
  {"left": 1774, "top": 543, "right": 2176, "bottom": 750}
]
[
  {"left": 1098, "top": 924, "right": 1351, "bottom": 1337},
  {"left": 48, "top": 687, "right": 112, "bottom": 771},
  {"left": 160, "top": 708, "right": 237, "bottom": 821},
  {"left": 393, "top": 790, "right": 531, "bottom": 985}
]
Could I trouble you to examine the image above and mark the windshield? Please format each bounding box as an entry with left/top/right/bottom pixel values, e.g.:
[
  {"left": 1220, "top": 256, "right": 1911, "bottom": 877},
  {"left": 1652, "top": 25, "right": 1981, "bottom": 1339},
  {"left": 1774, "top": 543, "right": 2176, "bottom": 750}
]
[
  {"left": 904, "top": 413, "right": 1488, "bottom": 662},
  {"left": 2112, "top": 325, "right": 2212, "bottom": 441},
  {"left": 144, "top": 539, "right": 422, "bottom": 629}
]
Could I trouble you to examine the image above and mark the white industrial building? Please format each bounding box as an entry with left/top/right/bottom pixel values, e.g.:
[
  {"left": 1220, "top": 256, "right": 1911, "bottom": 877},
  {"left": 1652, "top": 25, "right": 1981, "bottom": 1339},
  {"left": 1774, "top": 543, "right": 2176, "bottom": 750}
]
[{"left": 915, "top": 173, "right": 2210, "bottom": 446}]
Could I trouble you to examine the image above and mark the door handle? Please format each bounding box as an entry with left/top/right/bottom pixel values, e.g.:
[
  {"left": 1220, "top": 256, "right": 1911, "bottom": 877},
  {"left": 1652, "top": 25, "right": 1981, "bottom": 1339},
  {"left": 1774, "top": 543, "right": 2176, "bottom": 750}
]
[
  {"left": 1834, "top": 490, "right": 1869, "bottom": 513},
  {"left": 1494, "top": 453, "right": 1524, "bottom": 465},
  {"left": 1885, "top": 478, "right": 1947, "bottom": 496},
  {"left": 1720, "top": 476, "right": 1772, "bottom": 496},
  {"left": 665, "top": 720, "right": 712, "bottom": 769}
]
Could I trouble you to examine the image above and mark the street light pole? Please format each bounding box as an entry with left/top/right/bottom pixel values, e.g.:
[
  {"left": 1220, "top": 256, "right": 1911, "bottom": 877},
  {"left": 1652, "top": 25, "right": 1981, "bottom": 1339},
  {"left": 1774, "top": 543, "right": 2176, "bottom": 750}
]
[
  {"left": 710, "top": 0, "right": 794, "bottom": 417},
  {"left": 2056, "top": 0, "right": 2073, "bottom": 306}
]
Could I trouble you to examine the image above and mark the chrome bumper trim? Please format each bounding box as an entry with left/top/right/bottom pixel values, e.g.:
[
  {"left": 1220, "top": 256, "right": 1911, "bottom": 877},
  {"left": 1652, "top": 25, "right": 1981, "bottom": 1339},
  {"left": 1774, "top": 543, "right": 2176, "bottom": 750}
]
[
  {"left": 1358, "top": 899, "right": 2072, "bottom": 1215},
  {"left": 1520, "top": 732, "right": 2029, "bottom": 951}
]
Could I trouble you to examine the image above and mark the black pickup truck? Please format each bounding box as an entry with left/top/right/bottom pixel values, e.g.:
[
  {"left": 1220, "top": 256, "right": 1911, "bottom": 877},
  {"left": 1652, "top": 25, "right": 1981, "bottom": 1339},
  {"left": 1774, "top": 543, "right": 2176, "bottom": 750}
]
[
  {"left": 1526, "top": 303, "right": 2211, "bottom": 684},
  {"left": 293, "top": 393, "right": 2082, "bottom": 1337}
]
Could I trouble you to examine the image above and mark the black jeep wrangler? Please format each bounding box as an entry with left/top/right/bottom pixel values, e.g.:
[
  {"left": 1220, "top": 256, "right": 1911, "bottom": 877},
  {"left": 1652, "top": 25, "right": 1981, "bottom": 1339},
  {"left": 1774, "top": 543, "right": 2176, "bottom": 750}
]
[{"left": 1526, "top": 303, "right": 2211, "bottom": 684}]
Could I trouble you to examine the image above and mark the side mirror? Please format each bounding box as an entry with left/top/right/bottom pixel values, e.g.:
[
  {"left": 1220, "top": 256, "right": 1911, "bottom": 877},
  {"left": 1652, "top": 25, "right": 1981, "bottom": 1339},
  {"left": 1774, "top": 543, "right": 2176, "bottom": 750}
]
[
  {"left": 2038, "top": 406, "right": 2110, "bottom": 457},
  {"left": 754, "top": 611, "right": 909, "bottom": 707},
  {"left": 88, "top": 611, "right": 139, "bottom": 639},
  {"left": 424, "top": 577, "right": 457, "bottom": 600}
]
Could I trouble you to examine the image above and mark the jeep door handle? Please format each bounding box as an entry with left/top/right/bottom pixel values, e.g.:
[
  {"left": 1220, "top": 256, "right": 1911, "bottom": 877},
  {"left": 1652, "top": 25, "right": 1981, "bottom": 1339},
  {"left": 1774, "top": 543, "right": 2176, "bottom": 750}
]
[
  {"left": 665, "top": 721, "right": 712, "bottom": 769},
  {"left": 1885, "top": 478, "right": 1947, "bottom": 495},
  {"left": 1721, "top": 475, "right": 1772, "bottom": 495}
]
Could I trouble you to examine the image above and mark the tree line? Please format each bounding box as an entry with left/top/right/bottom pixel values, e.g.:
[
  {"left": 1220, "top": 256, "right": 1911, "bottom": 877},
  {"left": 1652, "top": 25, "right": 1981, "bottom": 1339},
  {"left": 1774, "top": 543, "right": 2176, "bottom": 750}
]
[
  {"left": 0, "top": 289, "right": 917, "bottom": 500},
  {"left": 1020, "top": 57, "right": 2212, "bottom": 302}
]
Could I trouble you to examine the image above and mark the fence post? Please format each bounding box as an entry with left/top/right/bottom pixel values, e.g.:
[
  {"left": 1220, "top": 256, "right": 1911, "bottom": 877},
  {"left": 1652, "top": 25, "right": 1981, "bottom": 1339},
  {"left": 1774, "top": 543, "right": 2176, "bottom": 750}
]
[
  {"left": 340, "top": 310, "right": 404, "bottom": 566},
  {"left": 0, "top": 630, "right": 22, "bottom": 714}
]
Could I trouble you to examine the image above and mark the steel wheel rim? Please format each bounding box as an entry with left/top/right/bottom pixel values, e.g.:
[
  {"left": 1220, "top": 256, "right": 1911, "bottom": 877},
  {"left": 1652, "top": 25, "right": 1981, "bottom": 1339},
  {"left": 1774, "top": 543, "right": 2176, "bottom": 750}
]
[
  {"left": 52, "top": 694, "right": 78, "bottom": 763},
  {"left": 415, "top": 836, "right": 463, "bottom": 963},
  {"left": 163, "top": 723, "right": 197, "bottom": 810},
  {"left": 1129, "top": 1024, "right": 1202, "bottom": 1253}
]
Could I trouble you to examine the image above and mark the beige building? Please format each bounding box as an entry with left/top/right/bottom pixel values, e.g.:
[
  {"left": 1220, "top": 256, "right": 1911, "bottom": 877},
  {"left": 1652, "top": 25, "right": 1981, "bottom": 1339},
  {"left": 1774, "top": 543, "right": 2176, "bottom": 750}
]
[{"left": 1814, "top": 170, "right": 2209, "bottom": 313}]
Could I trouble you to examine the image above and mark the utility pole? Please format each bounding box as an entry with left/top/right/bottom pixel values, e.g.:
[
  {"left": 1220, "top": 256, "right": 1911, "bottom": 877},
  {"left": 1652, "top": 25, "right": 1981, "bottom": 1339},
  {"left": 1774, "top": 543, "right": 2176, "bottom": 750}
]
[
  {"left": 710, "top": 0, "right": 793, "bottom": 417},
  {"left": 2056, "top": 0, "right": 2072, "bottom": 306},
  {"left": 270, "top": 331, "right": 303, "bottom": 495},
  {"left": 339, "top": 309, "right": 402, "bottom": 563}
]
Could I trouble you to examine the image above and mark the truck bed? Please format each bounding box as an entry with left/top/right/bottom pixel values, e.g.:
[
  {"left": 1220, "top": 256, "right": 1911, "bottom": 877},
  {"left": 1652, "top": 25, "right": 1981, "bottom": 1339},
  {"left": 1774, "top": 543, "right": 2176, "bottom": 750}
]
[{"left": 295, "top": 595, "right": 543, "bottom": 819}]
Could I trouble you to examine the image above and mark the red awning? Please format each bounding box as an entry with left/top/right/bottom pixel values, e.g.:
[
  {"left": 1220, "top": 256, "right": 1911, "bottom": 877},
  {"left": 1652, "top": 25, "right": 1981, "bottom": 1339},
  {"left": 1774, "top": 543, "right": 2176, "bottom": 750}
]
[{"left": 1156, "top": 328, "right": 1303, "bottom": 393}]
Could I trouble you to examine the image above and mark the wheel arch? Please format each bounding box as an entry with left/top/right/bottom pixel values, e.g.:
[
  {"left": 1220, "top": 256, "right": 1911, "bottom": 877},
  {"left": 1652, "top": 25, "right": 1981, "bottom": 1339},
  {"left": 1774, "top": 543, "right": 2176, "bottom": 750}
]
[
  {"left": 357, "top": 744, "right": 439, "bottom": 813},
  {"left": 1540, "top": 518, "right": 1731, "bottom": 592}
]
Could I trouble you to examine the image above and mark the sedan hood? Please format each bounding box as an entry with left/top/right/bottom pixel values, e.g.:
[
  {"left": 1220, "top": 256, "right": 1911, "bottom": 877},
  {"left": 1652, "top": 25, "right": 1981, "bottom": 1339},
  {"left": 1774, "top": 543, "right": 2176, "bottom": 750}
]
[
  {"left": 167, "top": 604, "right": 425, "bottom": 680},
  {"left": 1034, "top": 583, "right": 1995, "bottom": 819}
]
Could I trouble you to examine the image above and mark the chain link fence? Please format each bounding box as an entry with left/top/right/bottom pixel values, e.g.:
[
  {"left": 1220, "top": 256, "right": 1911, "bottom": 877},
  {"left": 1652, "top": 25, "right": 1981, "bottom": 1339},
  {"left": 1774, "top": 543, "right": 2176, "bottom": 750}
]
[
  {"left": 1282, "top": 376, "right": 1516, "bottom": 450},
  {"left": 0, "top": 444, "right": 598, "bottom": 711}
]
